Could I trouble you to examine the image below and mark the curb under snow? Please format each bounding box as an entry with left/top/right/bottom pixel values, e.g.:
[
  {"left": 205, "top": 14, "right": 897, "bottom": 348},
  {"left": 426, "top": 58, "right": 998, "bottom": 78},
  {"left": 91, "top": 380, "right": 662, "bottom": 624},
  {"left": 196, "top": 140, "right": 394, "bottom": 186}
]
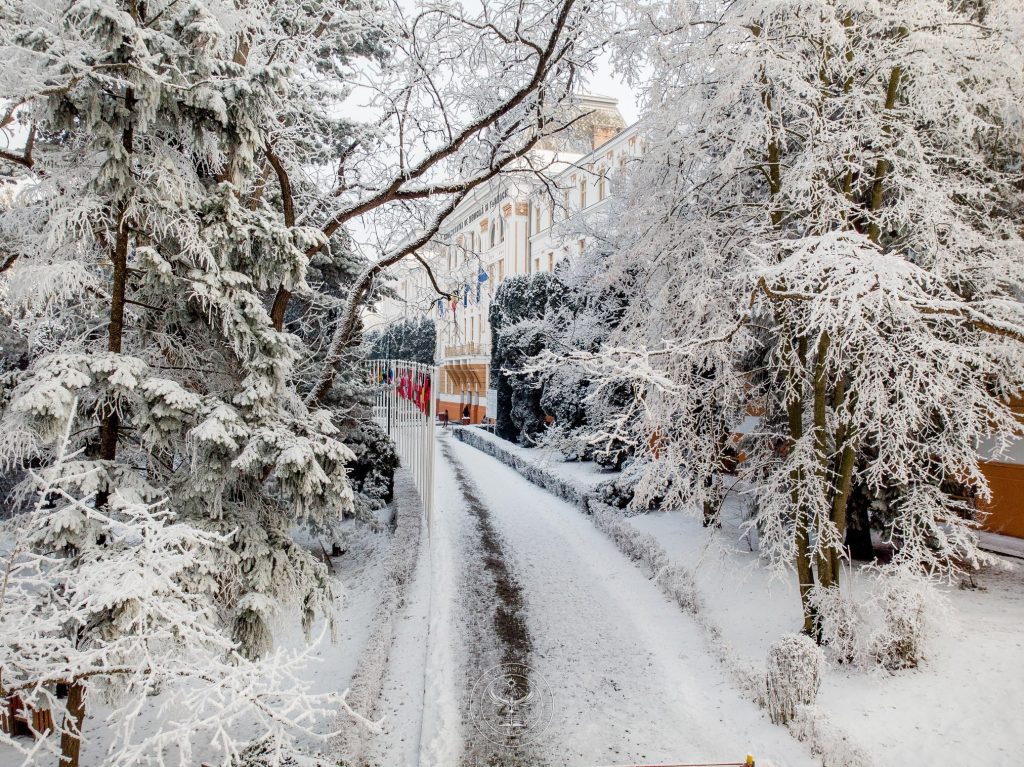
[{"left": 452, "top": 426, "right": 869, "bottom": 767}]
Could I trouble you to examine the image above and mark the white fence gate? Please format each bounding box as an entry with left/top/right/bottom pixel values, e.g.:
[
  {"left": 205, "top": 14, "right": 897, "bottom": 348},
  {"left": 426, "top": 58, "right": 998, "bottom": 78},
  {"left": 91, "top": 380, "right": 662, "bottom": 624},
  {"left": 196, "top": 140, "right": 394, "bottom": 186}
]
[{"left": 366, "top": 359, "right": 437, "bottom": 522}]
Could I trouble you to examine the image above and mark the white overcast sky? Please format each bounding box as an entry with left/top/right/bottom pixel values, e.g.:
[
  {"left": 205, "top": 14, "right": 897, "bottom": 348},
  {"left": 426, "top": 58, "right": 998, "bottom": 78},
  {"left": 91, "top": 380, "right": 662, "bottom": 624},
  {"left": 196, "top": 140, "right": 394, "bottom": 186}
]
[{"left": 586, "top": 53, "right": 641, "bottom": 124}]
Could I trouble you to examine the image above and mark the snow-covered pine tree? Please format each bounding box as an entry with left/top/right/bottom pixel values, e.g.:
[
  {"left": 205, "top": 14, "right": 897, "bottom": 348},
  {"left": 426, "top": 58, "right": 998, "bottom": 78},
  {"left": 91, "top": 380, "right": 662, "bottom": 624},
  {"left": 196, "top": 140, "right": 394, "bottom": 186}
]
[
  {"left": 490, "top": 272, "right": 568, "bottom": 443},
  {"left": 0, "top": 0, "right": 385, "bottom": 758},
  {"left": 367, "top": 317, "right": 436, "bottom": 365},
  {"left": 568, "top": 0, "right": 1024, "bottom": 640},
  {"left": 0, "top": 424, "right": 351, "bottom": 766}
]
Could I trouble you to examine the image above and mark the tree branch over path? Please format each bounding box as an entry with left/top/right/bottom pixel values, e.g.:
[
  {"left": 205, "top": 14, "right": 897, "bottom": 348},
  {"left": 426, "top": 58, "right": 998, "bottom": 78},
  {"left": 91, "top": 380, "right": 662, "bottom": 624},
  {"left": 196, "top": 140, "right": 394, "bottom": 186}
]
[{"left": 270, "top": 0, "right": 589, "bottom": 337}]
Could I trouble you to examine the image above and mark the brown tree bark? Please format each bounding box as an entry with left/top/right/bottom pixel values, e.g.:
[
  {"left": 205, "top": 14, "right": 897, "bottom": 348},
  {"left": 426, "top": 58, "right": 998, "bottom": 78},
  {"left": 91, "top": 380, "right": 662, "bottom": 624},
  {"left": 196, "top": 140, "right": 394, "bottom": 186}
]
[
  {"left": 58, "top": 682, "right": 86, "bottom": 767},
  {"left": 811, "top": 332, "right": 836, "bottom": 589},
  {"left": 785, "top": 334, "right": 817, "bottom": 634},
  {"left": 71, "top": 87, "right": 134, "bottom": 767}
]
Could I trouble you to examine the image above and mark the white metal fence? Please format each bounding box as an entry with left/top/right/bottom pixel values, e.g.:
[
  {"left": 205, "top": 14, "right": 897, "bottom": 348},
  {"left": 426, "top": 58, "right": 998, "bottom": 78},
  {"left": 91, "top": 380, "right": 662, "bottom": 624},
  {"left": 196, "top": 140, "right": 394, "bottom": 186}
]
[{"left": 366, "top": 359, "right": 437, "bottom": 522}]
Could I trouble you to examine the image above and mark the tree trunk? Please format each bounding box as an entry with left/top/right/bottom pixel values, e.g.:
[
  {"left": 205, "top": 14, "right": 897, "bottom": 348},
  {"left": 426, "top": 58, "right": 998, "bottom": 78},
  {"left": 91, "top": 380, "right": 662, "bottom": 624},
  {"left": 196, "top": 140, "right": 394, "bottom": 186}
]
[
  {"left": 97, "top": 88, "right": 134, "bottom": 467},
  {"left": 58, "top": 682, "right": 86, "bottom": 767},
  {"left": 786, "top": 334, "right": 816, "bottom": 635},
  {"left": 811, "top": 333, "right": 835, "bottom": 589},
  {"left": 866, "top": 64, "right": 903, "bottom": 244}
]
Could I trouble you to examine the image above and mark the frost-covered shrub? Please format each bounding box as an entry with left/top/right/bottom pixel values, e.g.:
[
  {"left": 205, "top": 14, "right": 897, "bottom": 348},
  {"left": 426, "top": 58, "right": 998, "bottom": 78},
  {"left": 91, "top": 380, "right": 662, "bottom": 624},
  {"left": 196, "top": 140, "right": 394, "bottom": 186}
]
[
  {"left": 808, "top": 585, "right": 862, "bottom": 665},
  {"left": 490, "top": 273, "right": 568, "bottom": 444},
  {"left": 594, "top": 473, "right": 636, "bottom": 509},
  {"left": 871, "top": 570, "right": 932, "bottom": 671},
  {"left": 765, "top": 634, "right": 825, "bottom": 725},
  {"left": 233, "top": 738, "right": 335, "bottom": 767},
  {"left": 344, "top": 421, "right": 400, "bottom": 518},
  {"left": 593, "top": 459, "right": 672, "bottom": 512}
]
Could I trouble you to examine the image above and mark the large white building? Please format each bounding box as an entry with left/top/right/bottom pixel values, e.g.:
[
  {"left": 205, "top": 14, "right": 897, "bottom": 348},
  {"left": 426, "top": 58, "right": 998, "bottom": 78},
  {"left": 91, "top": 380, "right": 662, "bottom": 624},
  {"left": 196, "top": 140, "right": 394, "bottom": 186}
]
[{"left": 370, "top": 95, "right": 642, "bottom": 423}]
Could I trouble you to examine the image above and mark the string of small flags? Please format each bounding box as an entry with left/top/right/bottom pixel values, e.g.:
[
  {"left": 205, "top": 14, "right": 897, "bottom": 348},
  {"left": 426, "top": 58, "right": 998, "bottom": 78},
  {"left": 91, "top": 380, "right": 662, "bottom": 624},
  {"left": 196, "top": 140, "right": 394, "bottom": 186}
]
[{"left": 378, "top": 366, "right": 432, "bottom": 415}]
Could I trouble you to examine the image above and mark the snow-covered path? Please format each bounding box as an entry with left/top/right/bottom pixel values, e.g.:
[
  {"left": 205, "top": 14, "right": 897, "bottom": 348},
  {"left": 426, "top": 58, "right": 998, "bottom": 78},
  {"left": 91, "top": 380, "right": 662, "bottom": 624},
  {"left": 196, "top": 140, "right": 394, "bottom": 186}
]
[{"left": 429, "top": 434, "right": 817, "bottom": 767}]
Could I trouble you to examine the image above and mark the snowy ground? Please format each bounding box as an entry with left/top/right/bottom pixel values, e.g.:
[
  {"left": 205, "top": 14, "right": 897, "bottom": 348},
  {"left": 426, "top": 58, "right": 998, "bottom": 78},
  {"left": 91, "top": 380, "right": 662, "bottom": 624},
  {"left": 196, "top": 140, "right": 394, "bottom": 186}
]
[
  {"left": 369, "top": 433, "right": 817, "bottom": 767},
  {"left": 8, "top": 429, "right": 1018, "bottom": 767},
  {"left": 456, "top": 426, "right": 1024, "bottom": 767}
]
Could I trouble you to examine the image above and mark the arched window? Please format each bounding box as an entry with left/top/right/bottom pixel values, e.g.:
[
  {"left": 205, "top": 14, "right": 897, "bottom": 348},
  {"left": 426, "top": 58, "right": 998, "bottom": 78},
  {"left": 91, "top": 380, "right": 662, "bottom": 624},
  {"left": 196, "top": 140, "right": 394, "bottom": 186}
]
[
  {"left": 489, "top": 219, "right": 496, "bottom": 248},
  {"left": 499, "top": 215, "right": 505, "bottom": 242}
]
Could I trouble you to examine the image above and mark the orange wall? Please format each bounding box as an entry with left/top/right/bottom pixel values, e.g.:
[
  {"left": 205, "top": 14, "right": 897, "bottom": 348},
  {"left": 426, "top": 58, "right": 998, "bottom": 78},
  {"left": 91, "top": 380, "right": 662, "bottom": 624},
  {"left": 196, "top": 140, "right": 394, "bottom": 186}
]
[
  {"left": 436, "top": 399, "right": 487, "bottom": 425},
  {"left": 980, "top": 461, "right": 1024, "bottom": 539}
]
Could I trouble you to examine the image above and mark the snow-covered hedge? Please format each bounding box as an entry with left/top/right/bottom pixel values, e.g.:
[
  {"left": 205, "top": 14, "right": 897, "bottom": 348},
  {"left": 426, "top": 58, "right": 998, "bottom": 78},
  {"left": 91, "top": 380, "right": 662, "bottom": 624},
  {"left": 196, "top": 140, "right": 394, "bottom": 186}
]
[
  {"left": 452, "top": 427, "right": 582, "bottom": 505},
  {"left": 453, "top": 426, "right": 872, "bottom": 767}
]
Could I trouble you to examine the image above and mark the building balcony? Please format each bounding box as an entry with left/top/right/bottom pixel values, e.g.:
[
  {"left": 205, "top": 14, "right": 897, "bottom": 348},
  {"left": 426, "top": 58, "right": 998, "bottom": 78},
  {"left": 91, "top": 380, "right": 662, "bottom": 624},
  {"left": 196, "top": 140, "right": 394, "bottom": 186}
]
[{"left": 444, "top": 342, "right": 491, "bottom": 359}]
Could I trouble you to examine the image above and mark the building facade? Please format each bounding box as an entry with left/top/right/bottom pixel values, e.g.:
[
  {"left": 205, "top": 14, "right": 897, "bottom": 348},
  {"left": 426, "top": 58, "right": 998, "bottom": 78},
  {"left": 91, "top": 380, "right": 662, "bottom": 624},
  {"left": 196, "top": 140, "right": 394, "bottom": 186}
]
[{"left": 370, "top": 95, "right": 641, "bottom": 424}]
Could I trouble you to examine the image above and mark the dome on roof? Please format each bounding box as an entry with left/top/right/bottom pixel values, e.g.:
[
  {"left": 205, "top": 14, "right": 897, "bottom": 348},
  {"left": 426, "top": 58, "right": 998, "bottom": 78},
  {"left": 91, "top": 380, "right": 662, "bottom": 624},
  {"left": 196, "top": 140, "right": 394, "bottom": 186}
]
[{"left": 536, "top": 94, "right": 627, "bottom": 153}]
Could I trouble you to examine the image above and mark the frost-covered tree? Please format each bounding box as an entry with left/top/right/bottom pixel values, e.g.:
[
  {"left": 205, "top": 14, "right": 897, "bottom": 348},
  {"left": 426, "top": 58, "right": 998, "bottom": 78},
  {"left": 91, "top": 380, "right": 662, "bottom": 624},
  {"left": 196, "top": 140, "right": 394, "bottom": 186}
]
[
  {"left": 0, "top": 431, "right": 353, "bottom": 767},
  {"left": 490, "top": 272, "right": 568, "bottom": 443},
  {"left": 537, "top": 240, "right": 636, "bottom": 469},
  {"left": 566, "top": 0, "right": 1024, "bottom": 638},
  {"left": 366, "top": 317, "right": 436, "bottom": 365}
]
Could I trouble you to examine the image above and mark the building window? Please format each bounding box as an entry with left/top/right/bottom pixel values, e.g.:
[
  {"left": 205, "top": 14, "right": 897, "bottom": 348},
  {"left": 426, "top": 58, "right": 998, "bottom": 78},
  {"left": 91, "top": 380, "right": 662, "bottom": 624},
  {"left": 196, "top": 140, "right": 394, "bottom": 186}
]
[
  {"left": 597, "top": 172, "right": 606, "bottom": 201},
  {"left": 534, "top": 207, "right": 541, "bottom": 233},
  {"left": 533, "top": 257, "right": 540, "bottom": 272},
  {"left": 579, "top": 239, "right": 586, "bottom": 254},
  {"left": 499, "top": 215, "right": 505, "bottom": 242},
  {"left": 489, "top": 219, "right": 496, "bottom": 248},
  {"left": 579, "top": 179, "right": 587, "bottom": 209},
  {"left": 548, "top": 252, "right": 554, "bottom": 271}
]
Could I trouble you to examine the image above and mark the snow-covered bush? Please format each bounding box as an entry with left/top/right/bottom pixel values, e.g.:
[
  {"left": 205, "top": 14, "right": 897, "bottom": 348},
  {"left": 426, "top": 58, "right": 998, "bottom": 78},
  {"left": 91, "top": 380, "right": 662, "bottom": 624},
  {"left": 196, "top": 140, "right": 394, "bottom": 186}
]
[
  {"left": 489, "top": 274, "right": 568, "bottom": 444},
  {"left": 592, "top": 459, "right": 669, "bottom": 512},
  {"left": 343, "top": 421, "right": 400, "bottom": 520},
  {"left": 870, "top": 570, "right": 934, "bottom": 671},
  {"left": 808, "top": 585, "right": 862, "bottom": 665},
  {"left": 765, "top": 634, "right": 825, "bottom": 725}
]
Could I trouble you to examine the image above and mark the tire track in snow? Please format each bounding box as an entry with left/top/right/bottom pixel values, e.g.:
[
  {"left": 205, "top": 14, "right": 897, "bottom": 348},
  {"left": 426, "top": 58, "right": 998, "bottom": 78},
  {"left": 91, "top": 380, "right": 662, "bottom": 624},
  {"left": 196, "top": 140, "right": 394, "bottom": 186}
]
[
  {"left": 440, "top": 441, "right": 546, "bottom": 767},
  {"left": 444, "top": 436, "right": 819, "bottom": 767}
]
